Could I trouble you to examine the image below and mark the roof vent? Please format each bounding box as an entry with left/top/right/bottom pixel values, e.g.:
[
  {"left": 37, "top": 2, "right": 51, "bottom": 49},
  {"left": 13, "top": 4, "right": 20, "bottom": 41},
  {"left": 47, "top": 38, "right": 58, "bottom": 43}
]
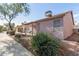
[{"left": 45, "top": 10, "right": 53, "bottom": 17}]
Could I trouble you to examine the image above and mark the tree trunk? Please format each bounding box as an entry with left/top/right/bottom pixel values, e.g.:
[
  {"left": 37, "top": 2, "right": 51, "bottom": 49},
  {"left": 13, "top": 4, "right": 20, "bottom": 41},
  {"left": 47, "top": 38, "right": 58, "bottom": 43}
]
[{"left": 9, "top": 22, "right": 13, "bottom": 31}]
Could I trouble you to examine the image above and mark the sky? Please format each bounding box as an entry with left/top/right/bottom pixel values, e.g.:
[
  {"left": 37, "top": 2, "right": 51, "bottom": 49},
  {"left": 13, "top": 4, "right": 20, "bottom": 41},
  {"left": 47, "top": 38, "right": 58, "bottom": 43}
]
[{"left": 0, "top": 3, "right": 79, "bottom": 25}]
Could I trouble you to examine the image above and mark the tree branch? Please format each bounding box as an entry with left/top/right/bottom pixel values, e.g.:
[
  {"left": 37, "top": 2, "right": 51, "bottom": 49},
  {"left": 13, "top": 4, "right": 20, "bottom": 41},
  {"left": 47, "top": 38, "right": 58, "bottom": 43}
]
[{"left": 4, "top": 15, "right": 10, "bottom": 22}]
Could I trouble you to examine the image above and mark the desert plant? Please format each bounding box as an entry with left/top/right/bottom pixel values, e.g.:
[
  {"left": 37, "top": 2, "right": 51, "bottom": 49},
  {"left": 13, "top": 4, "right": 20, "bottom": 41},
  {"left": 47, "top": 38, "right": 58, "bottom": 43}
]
[
  {"left": 31, "top": 32, "right": 60, "bottom": 56},
  {"left": 0, "top": 25, "right": 3, "bottom": 32},
  {"left": 7, "top": 30, "right": 15, "bottom": 35},
  {"left": 15, "top": 33, "right": 21, "bottom": 39},
  {"left": 10, "top": 30, "right": 15, "bottom": 35},
  {"left": 0, "top": 25, "right": 7, "bottom": 32}
]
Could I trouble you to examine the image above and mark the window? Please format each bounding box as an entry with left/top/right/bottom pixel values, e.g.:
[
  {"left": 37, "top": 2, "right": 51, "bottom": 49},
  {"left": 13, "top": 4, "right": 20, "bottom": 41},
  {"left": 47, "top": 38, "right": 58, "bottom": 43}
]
[{"left": 53, "top": 18, "right": 63, "bottom": 27}]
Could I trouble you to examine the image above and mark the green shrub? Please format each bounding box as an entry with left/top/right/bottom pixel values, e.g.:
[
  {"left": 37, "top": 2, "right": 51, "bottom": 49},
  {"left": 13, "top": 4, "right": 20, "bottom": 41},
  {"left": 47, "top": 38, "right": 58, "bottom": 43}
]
[
  {"left": 31, "top": 32, "right": 60, "bottom": 56},
  {"left": 0, "top": 25, "right": 5, "bottom": 32},
  {"left": 0, "top": 28, "right": 3, "bottom": 32}
]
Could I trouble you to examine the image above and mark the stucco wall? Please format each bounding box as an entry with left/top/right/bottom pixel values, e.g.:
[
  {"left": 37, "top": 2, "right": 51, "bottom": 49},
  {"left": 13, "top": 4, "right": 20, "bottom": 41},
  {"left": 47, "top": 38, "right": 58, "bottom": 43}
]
[
  {"left": 39, "top": 20, "right": 53, "bottom": 33},
  {"left": 17, "top": 12, "right": 74, "bottom": 40},
  {"left": 53, "top": 18, "right": 64, "bottom": 39},
  {"left": 63, "top": 12, "right": 74, "bottom": 39},
  {"left": 39, "top": 19, "right": 64, "bottom": 39},
  {"left": 53, "top": 27, "right": 64, "bottom": 39}
]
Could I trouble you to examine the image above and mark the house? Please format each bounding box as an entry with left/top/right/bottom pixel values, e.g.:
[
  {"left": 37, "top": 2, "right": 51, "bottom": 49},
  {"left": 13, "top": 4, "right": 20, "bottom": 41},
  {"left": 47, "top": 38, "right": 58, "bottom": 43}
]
[{"left": 15, "top": 11, "right": 74, "bottom": 39}]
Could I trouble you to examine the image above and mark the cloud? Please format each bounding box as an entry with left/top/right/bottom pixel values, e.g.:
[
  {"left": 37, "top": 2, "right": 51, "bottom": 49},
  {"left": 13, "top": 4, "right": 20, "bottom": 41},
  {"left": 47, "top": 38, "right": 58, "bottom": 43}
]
[
  {"left": 73, "top": 13, "right": 79, "bottom": 25},
  {"left": 0, "top": 19, "right": 7, "bottom": 25},
  {"left": 74, "top": 13, "right": 79, "bottom": 18}
]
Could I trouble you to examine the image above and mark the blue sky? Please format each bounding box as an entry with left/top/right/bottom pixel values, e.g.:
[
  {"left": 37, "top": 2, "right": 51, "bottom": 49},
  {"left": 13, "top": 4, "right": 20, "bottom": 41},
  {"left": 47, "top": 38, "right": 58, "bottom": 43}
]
[{"left": 0, "top": 3, "right": 79, "bottom": 25}]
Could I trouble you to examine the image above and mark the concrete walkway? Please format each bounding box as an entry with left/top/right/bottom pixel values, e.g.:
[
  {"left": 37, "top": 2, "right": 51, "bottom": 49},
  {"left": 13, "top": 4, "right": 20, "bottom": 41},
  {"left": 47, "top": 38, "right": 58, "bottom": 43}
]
[{"left": 0, "top": 32, "right": 33, "bottom": 56}]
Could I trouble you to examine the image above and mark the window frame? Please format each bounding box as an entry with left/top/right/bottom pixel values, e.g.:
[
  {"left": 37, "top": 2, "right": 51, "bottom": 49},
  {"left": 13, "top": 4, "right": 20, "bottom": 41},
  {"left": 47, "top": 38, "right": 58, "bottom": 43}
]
[{"left": 53, "top": 18, "right": 63, "bottom": 27}]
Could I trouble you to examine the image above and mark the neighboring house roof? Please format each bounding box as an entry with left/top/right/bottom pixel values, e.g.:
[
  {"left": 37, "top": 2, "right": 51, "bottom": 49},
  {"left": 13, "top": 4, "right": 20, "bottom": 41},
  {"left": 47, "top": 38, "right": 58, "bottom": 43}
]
[{"left": 24, "top": 11, "right": 74, "bottom": 25}]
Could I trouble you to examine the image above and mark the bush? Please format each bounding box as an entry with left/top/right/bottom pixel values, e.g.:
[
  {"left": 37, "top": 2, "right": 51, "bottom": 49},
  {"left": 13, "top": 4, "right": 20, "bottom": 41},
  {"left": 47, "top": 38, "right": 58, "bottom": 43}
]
[
  {"left": 31, "top": 32, "right": 60, "bottom": 56},
  {"left": 11, "top": 30, "right": 15, "bottom": 35},
  {"left": 7, "top": 30, "right": 15, "bottom": 35},
  {"left": 15, "top": 34, "right": 21, "bottom": 39},
  {"left": 0, "top": 25, "right": 6, "bottom": 32},
  {"left": 0, "top": 28, "right": 3, "bottom": 32}
]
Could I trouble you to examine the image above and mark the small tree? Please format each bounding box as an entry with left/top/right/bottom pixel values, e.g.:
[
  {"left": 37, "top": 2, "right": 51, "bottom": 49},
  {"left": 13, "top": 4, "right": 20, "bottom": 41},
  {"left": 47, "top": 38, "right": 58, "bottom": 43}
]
[
  {"left": 0, "top": 3, "right": 30, "bottom": 30},
  {"left": 4, "top": 23, "right": 15, "bottom": 31},
  {"left": 31, "top": 32, "right": 60, "bottom": 56},
  {"left": 4, "top": 23, "right": 15, "bottom": 35}
]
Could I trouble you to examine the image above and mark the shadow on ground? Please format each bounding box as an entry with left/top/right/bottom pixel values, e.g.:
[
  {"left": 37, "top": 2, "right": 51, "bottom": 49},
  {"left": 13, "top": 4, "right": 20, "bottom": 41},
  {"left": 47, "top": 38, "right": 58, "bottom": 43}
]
[{"left": 0, "top": 40, "right": 33, "bottom": 56}]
